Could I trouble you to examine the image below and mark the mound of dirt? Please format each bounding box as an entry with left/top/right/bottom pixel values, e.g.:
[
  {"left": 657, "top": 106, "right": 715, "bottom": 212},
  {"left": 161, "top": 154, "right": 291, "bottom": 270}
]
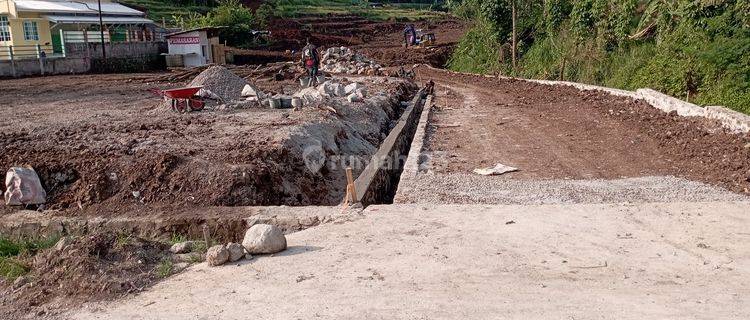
[
  {"left": 188, "top": 66, "right": 248, "bottom": 101},
  {"left": 0, "top": 233, "right": 169, "bottom": 319}
]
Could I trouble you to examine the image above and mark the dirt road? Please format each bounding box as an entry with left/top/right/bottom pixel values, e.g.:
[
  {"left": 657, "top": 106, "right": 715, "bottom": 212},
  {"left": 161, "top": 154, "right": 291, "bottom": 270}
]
[
  {"left": 410, "top": 67, "right": 750, "bottom": 197},
  {"left": 70, "top": 202, "right": 750, "bottom": 319}
]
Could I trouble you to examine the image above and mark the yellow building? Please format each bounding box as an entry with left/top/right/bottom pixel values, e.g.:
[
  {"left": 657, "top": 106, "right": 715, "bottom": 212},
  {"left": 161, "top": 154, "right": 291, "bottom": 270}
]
[{"left": 1, "top": 0, "right": 153, "bottom": 58}]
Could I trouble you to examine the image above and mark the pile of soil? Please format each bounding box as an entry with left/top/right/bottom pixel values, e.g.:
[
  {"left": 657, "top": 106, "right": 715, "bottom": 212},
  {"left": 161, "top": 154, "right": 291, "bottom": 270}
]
[
  {"left": 188, "top": 66, "right": 248, "bottom": 101},
  {"left": 0, "top": 233, "right": 169, "bottom": 319}
]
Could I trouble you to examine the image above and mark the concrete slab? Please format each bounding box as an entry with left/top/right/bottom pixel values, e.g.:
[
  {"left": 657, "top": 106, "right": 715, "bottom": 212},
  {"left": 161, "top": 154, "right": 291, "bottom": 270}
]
[{"left": 71, "top": 202, "right": 750, "bottom": 319}]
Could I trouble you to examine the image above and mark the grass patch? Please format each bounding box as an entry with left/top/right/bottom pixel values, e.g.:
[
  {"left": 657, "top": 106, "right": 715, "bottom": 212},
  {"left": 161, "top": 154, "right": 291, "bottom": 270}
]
[
  {"left": 120, "top": 0, "right": 214, "bottom": 25},
  {"left": 0, "top": 257, "right": 29, "bottom": 281},
  {"left": 0, "top": 235, "right": 60, "bottom": 281},
  {"left": 169, "top": 233, "right": 188, "bottom": 246},
  {"left": 0, "top": 236, "right": 60, "bottom": 258},
  {"left": 155, "top": 259, "right": 174, "bottom": 278},
  {"left": 273, "top": 0, "right": 445, "bottom": 21}
]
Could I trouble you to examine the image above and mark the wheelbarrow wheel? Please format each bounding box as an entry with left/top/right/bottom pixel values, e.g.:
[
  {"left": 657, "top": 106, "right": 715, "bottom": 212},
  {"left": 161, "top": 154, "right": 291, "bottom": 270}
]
[
  {"left": 174, "top": 99, "right": 188, "bottom": 113},
  {"left": 188, "top": 98, "right": 205, "bottom": 111}
]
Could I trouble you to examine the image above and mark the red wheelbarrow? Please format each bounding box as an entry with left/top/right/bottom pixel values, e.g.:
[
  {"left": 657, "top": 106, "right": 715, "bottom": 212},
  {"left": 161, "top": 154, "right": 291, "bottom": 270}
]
[{"left": 154, "top": 86, "right": 206, "bottom": 113}]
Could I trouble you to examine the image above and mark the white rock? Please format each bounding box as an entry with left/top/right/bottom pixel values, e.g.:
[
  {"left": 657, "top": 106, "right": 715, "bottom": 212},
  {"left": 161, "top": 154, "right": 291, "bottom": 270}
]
[
  {"left": 226, "top": 242, "right": 245, "bottom": 262},
  {"left": 206, "top": 245, "right": 230, "bottom": 266},
  {"left": 241, "top": 84, "right": 262, "bottom": 97},
  {"left": 332, "top": 83, "right": 346, "bottom": 97},
  {"left": 169, "top": 241, "right": 196, "bottom": 254},
  {"left": 344, "top": 82, "right": 365, "bottom": 95},
  {"left": 347, "top": 92, "right": 363, "bottom": 103},
  {"left": 242, "top": 224, "right": 287, "bottom": 254},
  {"left": 4, "top": 167, "right": 46, "bottom": 206}
]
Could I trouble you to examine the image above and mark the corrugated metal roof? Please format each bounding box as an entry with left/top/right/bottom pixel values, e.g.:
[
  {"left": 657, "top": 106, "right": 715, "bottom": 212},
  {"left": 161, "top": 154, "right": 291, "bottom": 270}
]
[
  {"left": 15, "top": 1, "right": 144, "bottom": 16},
  {"left": 44, "top": 15, "right": 153, "bottom": 24}
]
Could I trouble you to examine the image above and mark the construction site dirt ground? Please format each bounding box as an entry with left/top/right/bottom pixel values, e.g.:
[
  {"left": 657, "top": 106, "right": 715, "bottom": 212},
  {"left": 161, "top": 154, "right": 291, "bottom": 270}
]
[
  {"left": 4, "top": 13, "right": 750, "bottom": 320},
  {"left": 397, "top": 67, "right": 750, "bottom": 205},
  {"left": 0, "top": 71, "right": 416, "bottom": 215}
]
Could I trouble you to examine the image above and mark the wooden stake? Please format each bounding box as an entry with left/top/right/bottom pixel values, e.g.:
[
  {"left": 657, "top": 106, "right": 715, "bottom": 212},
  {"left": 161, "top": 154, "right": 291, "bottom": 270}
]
[
  {"left": 345, "top": 167, "right": 357, "bottom": 203},
  {"left": 202, "top": 224, "right": 211, "bottom": 249}
]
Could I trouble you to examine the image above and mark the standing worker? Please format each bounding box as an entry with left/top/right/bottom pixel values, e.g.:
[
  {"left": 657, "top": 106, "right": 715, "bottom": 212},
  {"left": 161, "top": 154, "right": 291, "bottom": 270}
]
[
  {"left": 404, "top": 24, "right": 417, "bottom": 47},
  {"left": 301, "top": 39, "right": 320, "bottom": 87}
]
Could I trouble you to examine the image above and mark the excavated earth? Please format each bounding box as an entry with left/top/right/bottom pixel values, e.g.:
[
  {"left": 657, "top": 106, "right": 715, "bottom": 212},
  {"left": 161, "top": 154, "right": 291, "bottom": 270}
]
[
  {"left": 242, "top": 15, "right": 465, "bottom": 68},
  {"left": 0, "top": 73, "right": 416, "bottom": 216}
]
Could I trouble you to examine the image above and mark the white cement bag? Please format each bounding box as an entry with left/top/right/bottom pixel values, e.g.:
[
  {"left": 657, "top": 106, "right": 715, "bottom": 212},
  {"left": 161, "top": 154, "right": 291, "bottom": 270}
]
[{"left": 4, "top": 167, "right": 46, "bottom": 206}]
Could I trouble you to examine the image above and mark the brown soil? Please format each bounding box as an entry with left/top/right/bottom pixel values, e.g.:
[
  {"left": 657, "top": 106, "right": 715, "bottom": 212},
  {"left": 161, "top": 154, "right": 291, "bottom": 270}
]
[
  {"left": 241, "top": 15, "right": 466, "bottom": 68},
  {"left": 418, "top": 67, "right": 750, "bottom": 194},
  {"left": 0, "top": 72, "right": 416, "bottom": 217},
  {"left": 0, "top": 233, "right": 169, "bottom": 320}
]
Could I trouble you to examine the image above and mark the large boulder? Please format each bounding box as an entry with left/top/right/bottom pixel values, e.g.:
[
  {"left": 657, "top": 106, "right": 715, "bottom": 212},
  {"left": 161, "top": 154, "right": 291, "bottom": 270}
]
[
  {"left": 226, "top": 242, "right": 245, "bottom": 262},
  {"left": 4, "top": 167, "right": 46, "bottom": 206},
  {"left": 206, "top": 245, "right": 230, "bottom": 266},
  {"left": 242, "top": 224, "right": 287, "bottom": 254}
]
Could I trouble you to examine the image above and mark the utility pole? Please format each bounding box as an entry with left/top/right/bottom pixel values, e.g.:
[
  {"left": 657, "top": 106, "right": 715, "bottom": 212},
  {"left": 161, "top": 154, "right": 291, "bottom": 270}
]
[
  {"left": 98, "top": 0, "right": 106, "bottom": 62},
  {"left": 511, "top": 0, "right": 517, "bottom": 70}
]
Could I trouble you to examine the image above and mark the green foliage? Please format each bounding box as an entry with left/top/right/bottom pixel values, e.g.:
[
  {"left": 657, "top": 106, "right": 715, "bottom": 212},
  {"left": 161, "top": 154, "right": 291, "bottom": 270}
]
[
  {"left": 447, "top": 0, "right": 750, "bottom": 113},
  {"left": 155, "top": 259, "right": 174, "bottom": 278},
  {"left": 121, "top": 0, "right": 215, "bottom": 25},
  {"left": 447, "top": 20, "right": 503, "bottom": 74},
  {"left": 176, "top": 0, "right": 261, "bottom": 47},
  {"left": 272, "top": 0, "right": 444, "bottom": 21},
  {"left": 169, "top": 233, "right": 188, "bottom": 245},
  {"left": 0, "top": 236, "right": 60, "bottom": 258},
  {"left": 0, "top": 235, "right": 60, "bottom": 280},
  {"left": 0, "top": 257, "right": 28, "bottom": 281}
]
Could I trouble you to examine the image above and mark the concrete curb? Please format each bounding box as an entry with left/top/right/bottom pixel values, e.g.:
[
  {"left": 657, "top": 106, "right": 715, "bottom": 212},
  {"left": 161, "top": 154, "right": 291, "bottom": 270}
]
[
  {"left": 416, "top": 65, "right": 750, "bottom": 133},
  {"left": 393, "top": 95, "right": 433, "bottom": 204},
  {"left": 352, "top": 89, "right": 427, "bottom": 205}
]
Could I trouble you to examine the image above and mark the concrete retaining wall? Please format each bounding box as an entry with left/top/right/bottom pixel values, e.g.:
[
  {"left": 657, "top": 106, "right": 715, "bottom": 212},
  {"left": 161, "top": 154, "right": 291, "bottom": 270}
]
[
  {"left": 418, "top": 65, "right": 750, "bottom": 134},
  {"left": 0, "top": 206, "right": 339, "bottom": 241},
  {"left": 393, "top": 95, "right": 433, "bottom": 204},
  {"left": 353, "top": 89, "right": 427, "bottom": 205}
]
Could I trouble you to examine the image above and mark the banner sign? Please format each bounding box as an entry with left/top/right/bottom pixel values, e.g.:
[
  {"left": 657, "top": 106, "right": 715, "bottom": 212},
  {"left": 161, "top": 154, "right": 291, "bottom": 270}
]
[{"left": 169, "top": 37, "right": 200, "bottom": 45}]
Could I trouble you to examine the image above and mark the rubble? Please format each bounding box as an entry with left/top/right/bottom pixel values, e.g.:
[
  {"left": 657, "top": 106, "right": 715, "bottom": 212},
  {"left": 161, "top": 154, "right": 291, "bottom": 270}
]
[
  {"left": 321, "top": 47, "right": 383, "bottom": 76},
  {"left": 226, "top": 243, "right": 245, "bottom": 262},
  {"left": 206, "top": 244, "right": 230, "bottom": 267},
  {"left": 170, "top": 241, "right": 201, "bottom": 254},
  {"left": 242, "top": 224, "right": 287, "bottom": 254}
]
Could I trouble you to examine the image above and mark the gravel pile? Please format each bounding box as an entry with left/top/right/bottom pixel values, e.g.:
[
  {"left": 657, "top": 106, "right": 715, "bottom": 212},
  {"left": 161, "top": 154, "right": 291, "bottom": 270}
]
[
  {"left": 395, "top": 174, "right": 749, "bottom": 205},
  {"left": 188, "top": 65, "right": 248, "bottom": 101},
  {"left": 321, "top": 47, "right": 383, "bottom": 75}
]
